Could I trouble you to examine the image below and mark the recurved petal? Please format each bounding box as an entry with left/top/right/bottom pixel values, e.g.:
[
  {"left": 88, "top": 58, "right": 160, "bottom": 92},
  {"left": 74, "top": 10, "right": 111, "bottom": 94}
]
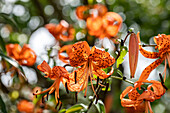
[
  {"left": 147, "top": 80, "right": 165, "bottom": 99},
  {"left": 90, "top": 46, "right": 115, "bottom": 69},
  {"left": 19, "top": 44, "right": 37, "bottom": 66},
  {"left": 93, "top": 66, "right": 114, "bottom": 79},
  {"left": 128, "top": 88, "right": 140, "bottom": 101},
  {"left": 138, "top": 58, "right": 164, "bottom": 82},
  {"left": 137, "top": 90, "right": 155, "bottom": 102},
  {"left": 59, "top": 45, "right": 72, "bottom": 63},
  {"left": 120, "top": 86, "right": 133, "bottom": 99},
  {"left": 37, "top": 60, "right": 51, "bottom": 77},
  {"left": 52, "top": 66, "right": 69, "bottom": 79},
  {"left": 129, "top": 33, "right": 139, "bottom": 78},
  {"left": 69, "top": 41, "right": 90, "bottom": 67}
]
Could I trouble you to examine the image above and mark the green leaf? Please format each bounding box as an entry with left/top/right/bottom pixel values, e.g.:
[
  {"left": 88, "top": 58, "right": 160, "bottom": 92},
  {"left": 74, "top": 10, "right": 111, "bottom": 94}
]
[
  {"left": 0, "top": 35, "right": 6, "bottom": 53},
  {"left": 0, "top": 95, "right": 7, "bottom": 113},
  {"left": 66, "top": 104, "right": 87, "bottom": 113},
  {"left": 0, "top": 13, "right": 19, "bottom": 31},
  {"left": 59, "top": 109, "right": 66, "bottom": 113},
  {"left": 115, "top": 69, "right": 123, "bottom": 77},
  {"left": 93, "top": 100, "right": 106, "bottom": 113},
  {"left": 116, "top": 47, "right": 128, "bottom": 68}
]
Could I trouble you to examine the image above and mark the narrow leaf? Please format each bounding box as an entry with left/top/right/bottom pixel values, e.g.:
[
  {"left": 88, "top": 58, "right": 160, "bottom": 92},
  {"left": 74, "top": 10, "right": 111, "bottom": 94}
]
[
  {"left": 0, "top": 95, "right": 7, "bottom": 113},
  {"left": 66, "top": 104, "right": 87, "bottom": 113}
]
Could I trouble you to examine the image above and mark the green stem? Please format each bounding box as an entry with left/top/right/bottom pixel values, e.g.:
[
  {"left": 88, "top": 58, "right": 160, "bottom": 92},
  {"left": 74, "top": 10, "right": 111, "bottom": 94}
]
[{"left": 111, "top": 76, "right": 134, "bottom": 84}]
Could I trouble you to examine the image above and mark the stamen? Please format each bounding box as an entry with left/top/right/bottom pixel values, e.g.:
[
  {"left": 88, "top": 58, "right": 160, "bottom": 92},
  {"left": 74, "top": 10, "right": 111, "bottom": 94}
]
[
  {"left": 65, "top": 82, "right": 69, "bottom": 94},
  {"left": 46, "top": 92, "right": 49, "bottom": 101},
  {"left": 59, "top": 102, "right": 62, "bottom": 110},
  {"left": 96, "top": 77, "right": 99, "bottom": 88},
  {"left": 95, "top": 94, "right": 99, "bottom": 104},
  {"left": 75, "top": 92, "right": 78, "bottom": 102},
  {"left": 159, "top": 73, "right": 168, "bottom": 90},
  {"left": 75, "top": 71, "right": 77, "bottom": 84}
]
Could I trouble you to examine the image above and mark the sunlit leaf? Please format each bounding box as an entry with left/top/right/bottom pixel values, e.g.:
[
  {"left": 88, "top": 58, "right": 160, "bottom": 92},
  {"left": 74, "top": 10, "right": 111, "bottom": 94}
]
[
  {"left": 66, "top": 104, "right": 87, "bottom": 113},
  {"left": 0, "top": 95, "right": 7, "bottom": 113},
  {"left": 116, "top": 46, "right": 128, "bottom": 68},
  {"left": 59, "top": 109, "right": 66, "bottom": 113}
]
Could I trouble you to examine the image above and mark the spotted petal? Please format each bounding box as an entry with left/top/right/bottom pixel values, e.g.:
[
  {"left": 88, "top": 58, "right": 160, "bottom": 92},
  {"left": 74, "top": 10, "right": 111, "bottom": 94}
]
[
  {"left": 69, "top": 41, "right": 90, "bottom": 67},
  {"left": 90, "top": 46, "right": 115, "bottom": 69}
]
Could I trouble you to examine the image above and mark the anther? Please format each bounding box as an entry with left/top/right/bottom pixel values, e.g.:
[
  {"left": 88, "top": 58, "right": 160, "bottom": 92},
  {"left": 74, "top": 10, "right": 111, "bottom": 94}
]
[
  {"left": 104, "top": 83, "right": 109, "bottom": 95},
  {"left": 75, "top": 71, "right": 77, "bottom": 84},
  {"left": 65, "top": 82, "right": 69, "bottom": 94},
  {"left": 59, "top": 102, "right": 62, "bottom": 110},
  {"left": 96, "top": 77, "right": 99, "bottom": 88},
  {"left": 75, "top": 92, "right": 78, "bottom": 103},
  {"left": 46, "top": 92, "right": 49, "bottom": 101}
]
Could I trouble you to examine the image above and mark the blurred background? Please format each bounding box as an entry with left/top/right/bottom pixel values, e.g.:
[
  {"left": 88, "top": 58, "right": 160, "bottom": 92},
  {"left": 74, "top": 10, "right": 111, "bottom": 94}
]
[{"left": 0, "top": 0, "right": 170, "bottom": 113}]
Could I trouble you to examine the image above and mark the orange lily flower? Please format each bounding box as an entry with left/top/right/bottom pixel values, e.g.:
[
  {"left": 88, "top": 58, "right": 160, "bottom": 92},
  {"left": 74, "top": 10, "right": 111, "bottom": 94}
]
[
  {"left": 86, "top": 12, "right": 122, "bottom": 39},
  {"left": 67, "top": 41, "right": 115, "bottom": 96},
  {"left": 120, "top": 80, "right": 166, "bottom": 113},
  {"left": 33, "top": 61, "right": 71, "bottom": 107},
  {"left": 6, "top": 44, "right": 36, "bottom": 66},
  {"left": 45, "top": 20, "right": 75, "bottom": 42},
  {"left": 102, "top": 12, "right": 123, "bottom": 38},
  {"left": 136, "top": 33, "right": 170, "bottom": 87}
]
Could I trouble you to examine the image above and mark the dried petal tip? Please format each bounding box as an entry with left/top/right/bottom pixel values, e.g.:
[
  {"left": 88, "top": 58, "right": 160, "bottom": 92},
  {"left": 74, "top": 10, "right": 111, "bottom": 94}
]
[{"left": 129, "top": 33, "right": 139, "bottom": 78}]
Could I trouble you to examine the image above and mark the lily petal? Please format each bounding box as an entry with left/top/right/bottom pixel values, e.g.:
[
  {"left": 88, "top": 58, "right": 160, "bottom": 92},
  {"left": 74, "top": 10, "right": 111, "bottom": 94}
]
[
  {"left": 69, "top": 41, "right": 90, "bottom": 67},
  {"left": 90, "top": 46, "right": 115, "bottom": 69}
]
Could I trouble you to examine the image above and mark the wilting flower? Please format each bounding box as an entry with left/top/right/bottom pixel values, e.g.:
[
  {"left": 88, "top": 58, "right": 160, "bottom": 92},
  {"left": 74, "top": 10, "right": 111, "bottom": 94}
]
[
  {"left": 67, "top": 41, "right": 115, "bottom": 96},
  {"left": 120, "top": 80, "right": 166, "bottom": 113},
  {"left": 45, "top": 20, "right": 75, "bottom": 42},
  {"left": 129, "top": 33, "right": 139, "bottom": 78},
  {"left": 17, "top": 100, "right": 34, "bottom": 113},
  {"left": 6, "top": 44, "right": 36, "bottom": 66},
  {"left": 136, "top": 33, "right": 170, "bottom": 87},
  {"left": 33, "top": 61, "right": 71, "bottom": 108}
]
